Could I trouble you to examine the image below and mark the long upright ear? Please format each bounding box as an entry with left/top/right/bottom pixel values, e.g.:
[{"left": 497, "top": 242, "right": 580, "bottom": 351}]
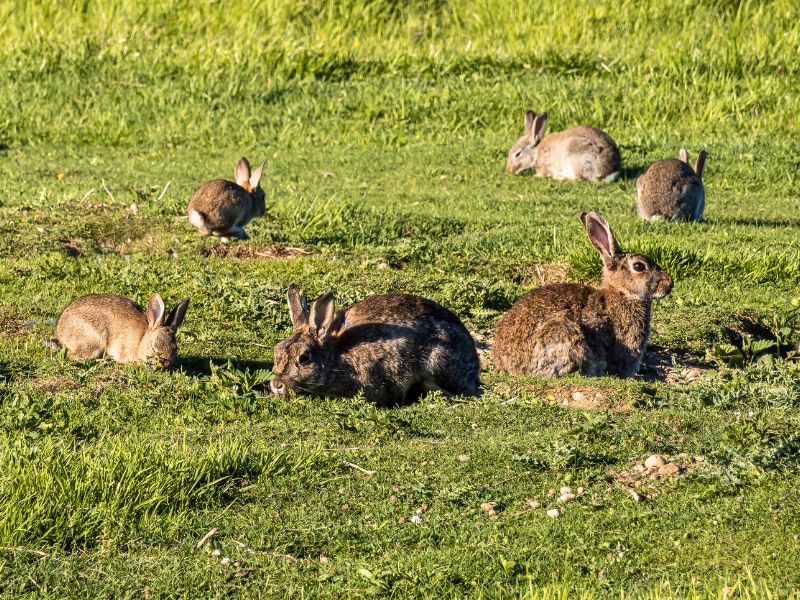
[
  {"left": 694, "top": 150, "right": 706, "bottom": 178},
  {"left": 146, "top": 293, "right": 166, "bottom": 328},
  {"left": 581, "top": 212, "right": 622, "bottom": 266},
  {"left": 249, "top": 160, "right": 266, "bottom": 190},
  {"left": 678, "top": 148, "right": 688, "bottom": 164},
  {"left": 309, "top": 292, "right": 336, "bottom": 341},
  {"left": 166, "top": 299, "right": 190, "bottom": 331},
  {"left": 287, "top": 284, "right": 309, "bottom": 328},
  {"left": 524, "top": 110, "right": 536, "bottom": 135},
  {"left": 532, "top": 112, "right": 548, "bottom": 144},
  {"left": 234, "top": 157, "right": 251, "bottom": 187}
]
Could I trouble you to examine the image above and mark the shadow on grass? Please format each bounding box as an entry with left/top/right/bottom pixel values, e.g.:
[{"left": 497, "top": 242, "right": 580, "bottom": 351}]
[
  {"left": 621, "top": 164, "right": 647, "bottom": 180},
  {"left": 705, "top": 217, "right": 800, "bottom": 228},
  {"left": 175, "top": 355, "right": 273, "bottom": 378}
]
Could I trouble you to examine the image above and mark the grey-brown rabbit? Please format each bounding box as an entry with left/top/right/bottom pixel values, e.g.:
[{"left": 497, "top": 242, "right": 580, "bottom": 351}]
[
  {"left": 188, "top": 156, "right": 266, "bottom": 242},
  {"left": 507, "top": 110, "right": 622, "bottom": 182},
  {"left": 493, "top": 212, "right": 673, "bottom": 378},
  {"left": 636, "top": 149, "right": 706, "bottom": 222},
  {"left": 56, "top": 293, "right": 189, "bottom": 368},
  {"left": 270, "top": 285, "right": 481, "bottom": 407}
]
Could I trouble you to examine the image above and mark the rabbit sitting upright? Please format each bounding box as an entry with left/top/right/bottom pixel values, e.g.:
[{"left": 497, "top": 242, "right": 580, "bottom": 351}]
[
  {"left": 188, "top": 156, "right": 266, "bottom": 242},
  {"left": 493, "top": 212, "right": 672, "bottom": 378},
  {"left": 56, "top": 293, "right": 189, "bottom": 368},
  {"left": 270, "top": 285, "right": 481, "bottom": 406},
  {"left": 507, "top": 110, "right": 622, "bottom": 182}
]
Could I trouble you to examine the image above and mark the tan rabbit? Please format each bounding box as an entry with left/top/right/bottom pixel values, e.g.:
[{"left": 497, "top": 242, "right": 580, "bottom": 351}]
[
  {"left": 56, "top": 294, "right": 189, "bottom": 368},
  {"left": 507, "top": 110, "right": 622, "bottom": 181},
  {"left": 636, "top": 149, "right": 706, "bottom": 222},
  {"left": 270, "top": 285, "right": 481, "bottom": 407},
  {"left": 187, "top": 157, "right": 266, "bottom": 242},
  {"left": 493, "top": 212, "right": 673, "bottom": 378}
]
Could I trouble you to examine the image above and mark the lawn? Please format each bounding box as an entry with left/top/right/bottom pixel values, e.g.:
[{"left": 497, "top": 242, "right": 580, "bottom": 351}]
[{"left": 1, "top": 0, "right": 800, "bottom": 597}]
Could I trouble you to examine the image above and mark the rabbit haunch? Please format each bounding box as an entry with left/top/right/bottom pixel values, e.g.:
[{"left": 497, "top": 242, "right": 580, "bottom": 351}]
[
  {"left": 56, "top": 293, "right": 189, "bottom": 368},
  {"left": 493, "top": 212, "right": 673, "bottom": 378},
  {"left": 270, "top": 286, "right": 481, "bottom": 406},
  {"left": 507, "top": 110, "right": 621, "bottom": 182},
  {"left": 187, "top": 156, "right": 266, "bottom": 242}
]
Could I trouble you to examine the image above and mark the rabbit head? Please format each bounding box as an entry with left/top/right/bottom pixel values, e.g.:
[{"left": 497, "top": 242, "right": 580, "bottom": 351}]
[
  {"left": 581, "top": 212, "right": 673, "bottom": 301},
  {"left": 507, "top": 110, "right": 548, "bottom": 174},
  {"left": 271, "top": 284, "right": 339, "bottom": 396},
  {"left": 142, "top": 294, "right": 190, "bottom": 368},
  {"left": 233, "top": 156, "right": 266, "bottom": 217}
]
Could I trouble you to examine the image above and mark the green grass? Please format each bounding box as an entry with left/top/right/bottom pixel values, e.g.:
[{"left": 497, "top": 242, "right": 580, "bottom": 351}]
[{"left": 1, "top": 0, "right": 800, "bottom": 597}]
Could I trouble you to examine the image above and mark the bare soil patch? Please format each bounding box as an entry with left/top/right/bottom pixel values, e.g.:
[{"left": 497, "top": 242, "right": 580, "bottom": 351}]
[{"left": 201, "top": 244, "right": 309, "bottom": 260}]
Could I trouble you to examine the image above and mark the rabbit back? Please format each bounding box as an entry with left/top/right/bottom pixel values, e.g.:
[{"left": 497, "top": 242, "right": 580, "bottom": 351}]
[
  {"left": 636, "top": 159, "right": 704, "bottom": 221},
  {"left": 536, "top": 126, "right": 621, "bottom": 181},
  {"left": 336, "top": 294, "right": 481, "bottom": 403},
  {"left": 56, "top": 294, "right": 149, "bottom": 362},
  {"left": 187, "top": 179, "right": 255, "bottom": 235}
]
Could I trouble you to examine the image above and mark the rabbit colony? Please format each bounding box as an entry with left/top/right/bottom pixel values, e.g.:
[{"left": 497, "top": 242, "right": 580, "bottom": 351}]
[{"left": 53, "top": 110, "right": 717, "bottom": 406}]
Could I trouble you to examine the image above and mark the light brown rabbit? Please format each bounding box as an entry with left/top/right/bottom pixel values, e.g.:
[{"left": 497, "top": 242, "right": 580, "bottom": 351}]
[
  {"left": 56, "top": 294, "right": 189, "bottom": 368},
  {"left": 187, "top": 157, "right": 266, "bottom": 242},
  {"left": 507, "top": 110, "right": 622, "bottom": 181},
  {"left": 270, "top": 285, "right": 481, "bottom": 407},
  {"left": 636, "top": 149, "right": 706, "bottom": 222},
  {"left": 493, "top": 212, "right": 673, "bottom": 378}
]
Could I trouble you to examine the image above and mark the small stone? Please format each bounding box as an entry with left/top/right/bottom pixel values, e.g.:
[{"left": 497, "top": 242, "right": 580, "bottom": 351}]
[
  {"left": 220, "top": 557, "right": 231, "bottom": 566},
  {"left": 571, "top": 391, "right": 585, "bottom": 402},
  {"left": 389, "top": 495, "right": 398, "bottom": 502},
  {"left": 576, "top": 487, "right": 585, "bottom": 495},
  {"left": 211, "top": 549, "right": 221, "bottom": 557},
  {"left": 525, "top": 499, "right": 541, "bottom": 509},
  {"left": 129, "top": 203, "right": 139, "bottom": 212},
  {"left": 410, "top": 515, "right": 421, "bottom": 524},
  {"left": 480, "top": 501, "right": 499, "bottom": 514},
  {"left": 546, "top": 509, "right": 560, "bottom": 518},
  {"left": 458, "top": 454, "right": 470, "bottom": 462},
  {"left": 558, "top": 493, "right": 576, "bottom": 503},
  {"left": 633, "top": 464, "right": 646, "bottom": 473},
  {"left": 644, "top": 454, "right": 667, "bottom": 469},
  {"left": 320, "top": 555, "right": 330, "bottom": 564},
  {"left": 560, "top": 486, "right": 573, "bottom": 495},
  {"left": 323, "top": 172, "right": 333, "bottom": 178},
  {"left": 340, "top": 503, "right": 349, "bottom": 510},
  {"left": 36, "top": 226, "right": 45, "bottom": 233},
  {"left": 658, "top": 463, "right": 681, "bottom": 476}
]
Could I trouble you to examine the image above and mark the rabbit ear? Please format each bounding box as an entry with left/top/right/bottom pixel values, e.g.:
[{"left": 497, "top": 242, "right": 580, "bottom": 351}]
[
  {"left": 234, "top": 157, "right": 251, "bottom": 187},
  {"left": 287, "top": 284, "right": 309, "bottom": 328},
  {"left": 249, "top": 160, "right": 266, "bottom": 190},
  {"left": 146, "top": 293, "right": 166, "bottom": 328},
  {"left": 309, "top": 293, "right": 336, "bottom": 340},
  {"left": 678, "top": 148, "right": 688, "bottom": 164},
  {"left": 531, "top": 112, "right": 548, "bottom": 144},
  {"left": 694, "top": 150, "right": 706, "bottom": 178},
  {"left": 166, "top": 299, "right": 189, "bottom": 331},
  {"left": 581, "top": 212, "right": 622, "bottom": 265},
  {"left": 524, "top": 110, "right": 536, "bottom": 135}
]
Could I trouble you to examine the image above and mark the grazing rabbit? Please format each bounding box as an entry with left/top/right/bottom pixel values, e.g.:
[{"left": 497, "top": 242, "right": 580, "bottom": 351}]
[
  {"left": 56, "top": 293, "right": 189, "bottom": 368},
  {"left": 493, "top": 212, "right": 673, "bottom": 378},
  {"left": 636, "top": 148, "right": 706, "bottom": 222},
  {"left": 507, "top": 110, "right": 622, "bottom": 182},
  {"left": 188, "top": 156, "right": 266, "bottom": 242},
  {"left": 270, "top": 285, "right": 481, "bottom": 406}
]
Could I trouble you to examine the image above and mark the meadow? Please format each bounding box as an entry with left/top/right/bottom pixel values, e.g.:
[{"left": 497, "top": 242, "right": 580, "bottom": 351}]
[{"left": 1, "top": 0, "right": 800, "bottom": 597}]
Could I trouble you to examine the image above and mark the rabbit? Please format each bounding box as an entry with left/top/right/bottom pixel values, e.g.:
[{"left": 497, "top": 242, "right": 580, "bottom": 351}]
[
  {"left": 187, "top": 156, "right": 266, "bottom": 242},
  {"left": 270, "top": 285, "right": 481, "bottom": 407},
  {"left": 493, "top": 212, "right": 673, "bottom": 378},
  {"left": 56, "top": 293, "right": 189, "bottom": 368},
  {"left": 636, "top": 148, "right": 706, "bottom": 222},
  {"left": 507, "top": 110, "right": 622, "bottom": 182}
]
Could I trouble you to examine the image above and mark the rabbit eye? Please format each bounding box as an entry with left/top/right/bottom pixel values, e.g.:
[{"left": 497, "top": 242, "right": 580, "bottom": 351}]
[
  {"left": 297, "top": 351, "right": 312, "bottom": 366},
  {"left": 632, "top": 262, "right": 647, "bottom": 272}
]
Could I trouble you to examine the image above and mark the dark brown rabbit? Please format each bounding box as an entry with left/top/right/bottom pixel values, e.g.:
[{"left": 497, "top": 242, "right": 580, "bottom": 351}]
[
  {"left": 493, "top": 212, "right": 673, "bottom": 378},
  {"left": 270, "top": 285, "right": 481, "bottom": 406},
  {"left": 187, "top": 156, "right": 266, "bottom": 242},
  {"left": 637, "top": 148, "right": 706, "bottom": 222}
]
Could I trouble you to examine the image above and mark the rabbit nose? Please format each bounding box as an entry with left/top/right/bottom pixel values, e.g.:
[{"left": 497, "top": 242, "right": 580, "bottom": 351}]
[{"left": 270, "top": 379, "right": 286, "bottom": 395}]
